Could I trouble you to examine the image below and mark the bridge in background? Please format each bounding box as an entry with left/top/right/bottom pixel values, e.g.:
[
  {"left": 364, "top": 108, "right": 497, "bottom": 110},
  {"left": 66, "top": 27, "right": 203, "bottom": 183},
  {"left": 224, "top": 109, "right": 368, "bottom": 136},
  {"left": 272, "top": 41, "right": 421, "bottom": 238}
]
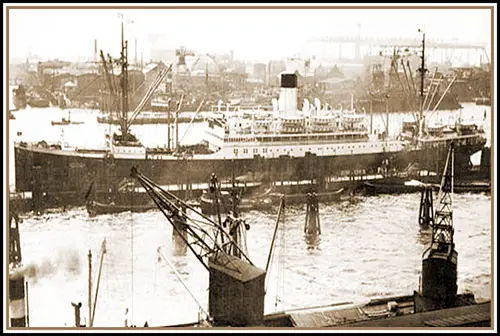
[{"left": 303, "top": 35, "right": 490, "bottom": 66}]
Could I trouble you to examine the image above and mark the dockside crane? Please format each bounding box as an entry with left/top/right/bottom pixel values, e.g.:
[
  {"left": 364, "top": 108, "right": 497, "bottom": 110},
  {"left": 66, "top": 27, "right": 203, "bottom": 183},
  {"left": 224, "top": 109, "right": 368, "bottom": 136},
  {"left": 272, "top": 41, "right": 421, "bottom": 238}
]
[
  {"left": 415, "top": 142, "right": 462, "bottom": 312},
  {"left": 130, "top": 167, "right": 270, "bottom": 326}
]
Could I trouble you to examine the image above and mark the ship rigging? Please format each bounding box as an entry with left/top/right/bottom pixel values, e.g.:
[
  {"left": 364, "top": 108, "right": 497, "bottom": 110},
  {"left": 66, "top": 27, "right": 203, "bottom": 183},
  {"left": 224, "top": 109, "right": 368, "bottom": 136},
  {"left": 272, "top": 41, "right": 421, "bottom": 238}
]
[
  {"left": 99, "top": 15, "right": 172, "bottom": 147},
  {"left": 14, "top": 28, "right": 486, "bottom": 200}
]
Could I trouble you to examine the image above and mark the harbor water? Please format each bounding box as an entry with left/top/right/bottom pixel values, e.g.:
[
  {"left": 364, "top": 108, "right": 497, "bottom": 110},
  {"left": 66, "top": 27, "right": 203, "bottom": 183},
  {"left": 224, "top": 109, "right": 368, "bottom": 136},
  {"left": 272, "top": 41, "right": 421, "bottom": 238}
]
[
  {"left": 7, "top": 91, "right": 492, "bottom": 327},
  {"left": 13, "top": 194, "right": 492, "bottom": 327}
]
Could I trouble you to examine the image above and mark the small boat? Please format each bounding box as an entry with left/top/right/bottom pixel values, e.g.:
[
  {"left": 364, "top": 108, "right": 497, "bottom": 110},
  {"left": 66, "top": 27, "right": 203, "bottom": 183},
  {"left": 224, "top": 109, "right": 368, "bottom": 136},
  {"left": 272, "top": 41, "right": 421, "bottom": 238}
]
[
  {"left": 51, "top": 111, "right": 84, "bottom": 126},
  {"left": 9, "top": 111, "right": 16, "bottom": 120},
  {"left": 51, "top": 118, "right": 84, "bottom": 126},
  {"left": 86, "top": 199, "right": 157, "bottom": 217},
  {"left": 363, "top": 180, "right": 433, "bottom": 194},
  {"left": 454, "top": 181, "right": 491, "bottom": 193},
  {"left": 363, "top": 179, "right": 490, "bottom": 195},
  {"left": 199, "top": 189, "right": 274, "bottom": 215},
  {"left": 268, "top": 187, "right": 344, "bottom": 205}
]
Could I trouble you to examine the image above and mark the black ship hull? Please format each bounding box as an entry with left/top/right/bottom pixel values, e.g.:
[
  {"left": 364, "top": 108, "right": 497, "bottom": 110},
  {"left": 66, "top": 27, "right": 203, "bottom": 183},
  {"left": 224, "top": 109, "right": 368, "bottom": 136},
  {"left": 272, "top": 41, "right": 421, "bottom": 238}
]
[{"left": 14, "top": 137, "right": 485, "bottom": 194}]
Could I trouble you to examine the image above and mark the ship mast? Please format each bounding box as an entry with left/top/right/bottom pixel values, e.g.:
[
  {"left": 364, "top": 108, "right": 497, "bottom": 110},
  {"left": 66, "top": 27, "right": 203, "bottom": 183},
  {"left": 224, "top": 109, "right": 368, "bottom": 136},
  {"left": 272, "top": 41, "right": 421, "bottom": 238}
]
[
  {"left": 417, "top": 29, "right": 427, "bottom": 138},
  {"left": 119, "top": 15, "right": 129, "bottom": 139}
]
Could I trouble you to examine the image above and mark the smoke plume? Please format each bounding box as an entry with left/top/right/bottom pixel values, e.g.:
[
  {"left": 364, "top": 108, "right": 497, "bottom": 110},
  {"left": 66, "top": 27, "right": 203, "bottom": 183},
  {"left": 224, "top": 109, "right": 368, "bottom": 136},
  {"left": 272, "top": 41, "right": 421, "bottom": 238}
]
[{"left": 11, "top": 248, "right": 81, "bottom": 283}]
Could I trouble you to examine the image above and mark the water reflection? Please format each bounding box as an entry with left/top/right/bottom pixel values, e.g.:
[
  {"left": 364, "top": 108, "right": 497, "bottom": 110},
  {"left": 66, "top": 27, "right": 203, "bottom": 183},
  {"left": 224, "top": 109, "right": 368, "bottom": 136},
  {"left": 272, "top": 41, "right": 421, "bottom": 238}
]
[
  {"left": 417, "top": 226, "right": 432, "bottom": 247},
  {"left": 304, "top": 234, "right": 321, "bottom": 251},
  {"left": 172, "top": 230, "right": 188, "bottom": 256},
  {"left": 338, "top": 196, "right": 362, "bottom": 212},
  {"left": 172, "top": 256, "right": 189, "bottom": 275}
]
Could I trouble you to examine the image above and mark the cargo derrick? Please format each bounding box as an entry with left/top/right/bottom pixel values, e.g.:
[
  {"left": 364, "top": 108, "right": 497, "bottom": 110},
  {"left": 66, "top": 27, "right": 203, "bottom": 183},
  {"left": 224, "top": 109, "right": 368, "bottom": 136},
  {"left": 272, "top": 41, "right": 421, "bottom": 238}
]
[{"left": 131, "top": 167, "right": 266, "bottom": 326}]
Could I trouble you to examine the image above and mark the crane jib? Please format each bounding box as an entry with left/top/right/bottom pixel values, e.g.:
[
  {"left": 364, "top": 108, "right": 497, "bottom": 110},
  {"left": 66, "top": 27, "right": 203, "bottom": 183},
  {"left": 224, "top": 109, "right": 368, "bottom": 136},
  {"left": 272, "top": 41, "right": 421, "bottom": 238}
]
[{"left": 129, "top": 167, "right": 254, "bottom": 273}]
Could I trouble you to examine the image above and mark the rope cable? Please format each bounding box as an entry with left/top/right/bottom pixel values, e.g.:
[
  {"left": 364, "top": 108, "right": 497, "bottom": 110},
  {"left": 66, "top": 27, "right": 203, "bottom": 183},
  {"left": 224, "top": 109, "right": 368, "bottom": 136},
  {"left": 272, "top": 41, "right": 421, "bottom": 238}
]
[
  {"left": 157, "top": 248, "right": 210, "bottom": 321},
  {"left": 277, "top": 205, "right": 286, "bottom": 311},
  {"left": 274, "top": 233, "right": 281, "bottom": 311}
]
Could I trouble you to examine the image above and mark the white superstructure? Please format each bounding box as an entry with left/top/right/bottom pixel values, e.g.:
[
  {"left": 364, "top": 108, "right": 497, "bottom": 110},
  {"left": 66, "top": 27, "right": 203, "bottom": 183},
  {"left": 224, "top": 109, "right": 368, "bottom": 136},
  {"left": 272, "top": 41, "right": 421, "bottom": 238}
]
[{"left": 200, "top": 71, "right": 405, "bottom": 160}]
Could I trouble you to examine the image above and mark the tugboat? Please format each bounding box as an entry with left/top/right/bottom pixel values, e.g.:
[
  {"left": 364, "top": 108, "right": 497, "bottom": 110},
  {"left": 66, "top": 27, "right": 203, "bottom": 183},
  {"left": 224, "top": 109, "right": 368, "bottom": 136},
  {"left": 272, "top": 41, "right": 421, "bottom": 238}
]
[{"left": 51, "top": 111, "right": 84, "bottom": 126}]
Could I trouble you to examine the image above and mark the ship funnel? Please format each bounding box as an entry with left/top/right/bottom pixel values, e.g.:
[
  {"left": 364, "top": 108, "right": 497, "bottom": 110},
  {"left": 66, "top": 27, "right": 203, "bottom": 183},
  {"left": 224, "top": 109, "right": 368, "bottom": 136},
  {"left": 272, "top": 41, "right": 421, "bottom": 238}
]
[
  {"left": 278, "top": 72, "right": 298, "bottom": 117},
  {"left": 94, "top": 39, "right": 98, "bottom": 63}
]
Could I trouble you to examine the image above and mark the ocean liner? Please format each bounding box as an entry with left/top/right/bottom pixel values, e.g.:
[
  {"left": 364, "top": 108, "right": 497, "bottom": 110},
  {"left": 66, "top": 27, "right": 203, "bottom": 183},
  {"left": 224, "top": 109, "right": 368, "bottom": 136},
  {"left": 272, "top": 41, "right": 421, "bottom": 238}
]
[{"left": 13, "top": 30, "right": 486, "bottom": 194}]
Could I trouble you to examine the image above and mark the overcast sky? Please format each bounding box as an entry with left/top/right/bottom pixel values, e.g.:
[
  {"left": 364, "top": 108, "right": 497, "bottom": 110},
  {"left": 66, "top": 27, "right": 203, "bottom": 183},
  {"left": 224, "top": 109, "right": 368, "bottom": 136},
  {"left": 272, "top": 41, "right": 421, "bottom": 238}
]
[{"left": 6, "top": 4, "right": 494, "bottom": 62}]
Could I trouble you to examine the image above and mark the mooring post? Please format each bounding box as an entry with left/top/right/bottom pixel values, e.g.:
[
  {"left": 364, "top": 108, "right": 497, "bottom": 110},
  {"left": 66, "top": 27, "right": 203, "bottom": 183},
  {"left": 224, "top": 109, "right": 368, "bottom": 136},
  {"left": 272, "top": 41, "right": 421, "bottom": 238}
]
[
  {"left": 304, "top": 192, "right": 321, "bottom": 235},
  {"left": 172, "top": 200, "right": 189, "bottom": 256},
  {"left": 88, "top": 250, "right": 92, "bottom": 326},
  {"left": 418, "top": 186, "right": 434, "bottom": 228}
]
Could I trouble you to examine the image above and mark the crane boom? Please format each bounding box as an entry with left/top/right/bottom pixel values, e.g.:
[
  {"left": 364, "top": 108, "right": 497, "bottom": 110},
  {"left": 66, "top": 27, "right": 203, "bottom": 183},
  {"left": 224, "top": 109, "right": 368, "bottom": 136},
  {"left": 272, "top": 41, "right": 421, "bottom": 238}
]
[
  {"left": 130, "top": 167, "right": 253, "bottom": 273},
  {"left": 126, "top": 65, "right": 173, "bottom": 131}
]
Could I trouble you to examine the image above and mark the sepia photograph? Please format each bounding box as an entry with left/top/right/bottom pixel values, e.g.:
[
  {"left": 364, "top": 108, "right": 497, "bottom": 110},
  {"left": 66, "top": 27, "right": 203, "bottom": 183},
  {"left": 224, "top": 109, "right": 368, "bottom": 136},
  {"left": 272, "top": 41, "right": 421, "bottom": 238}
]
[{"left": 4, "top": 3, "right": 496, "bottom": 331}]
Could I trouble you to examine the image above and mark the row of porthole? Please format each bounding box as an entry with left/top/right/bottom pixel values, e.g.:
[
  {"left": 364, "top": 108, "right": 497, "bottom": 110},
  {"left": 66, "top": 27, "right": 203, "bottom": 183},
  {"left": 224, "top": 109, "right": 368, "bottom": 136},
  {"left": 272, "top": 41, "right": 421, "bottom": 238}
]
[
  {"left": 227, "top": 133, "right": 369, "bottom": 143},
  {"left": 233, "top": 144, "right": 395, "bottom": 155},
  {"left": 117, "top": 149, "right": 144, "bottom": 154}
]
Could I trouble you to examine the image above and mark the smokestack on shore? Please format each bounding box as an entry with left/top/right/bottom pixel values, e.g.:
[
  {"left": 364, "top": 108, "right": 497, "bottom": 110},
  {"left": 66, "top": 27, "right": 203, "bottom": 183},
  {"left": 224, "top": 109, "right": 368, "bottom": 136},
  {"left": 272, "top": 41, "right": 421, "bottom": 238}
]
[
  {"left": 9, "top": 212, "right": 28, "bottom": 327},
  {"left": 94, "top": 39, "right": 98, "bottom": 63}
]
